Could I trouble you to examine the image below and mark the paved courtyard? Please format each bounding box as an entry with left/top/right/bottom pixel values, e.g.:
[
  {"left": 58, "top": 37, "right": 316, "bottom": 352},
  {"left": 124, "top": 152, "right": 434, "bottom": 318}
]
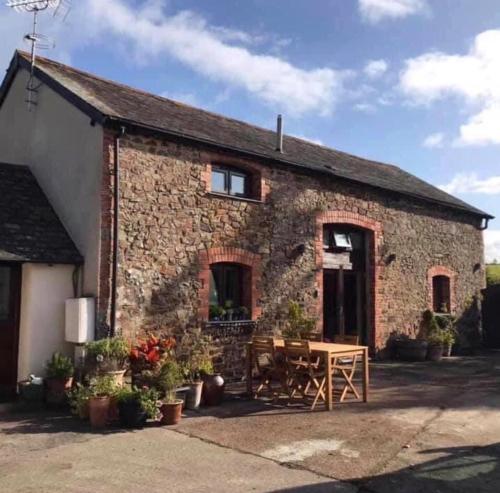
[{"left": 1, "top": 353, "right": 500, "bottom": 492}]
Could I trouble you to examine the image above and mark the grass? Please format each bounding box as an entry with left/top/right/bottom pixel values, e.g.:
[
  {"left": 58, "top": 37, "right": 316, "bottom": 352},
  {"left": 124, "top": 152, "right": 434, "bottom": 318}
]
[{"left": 486, "top": 264, "right": 500, "bottom": 286}]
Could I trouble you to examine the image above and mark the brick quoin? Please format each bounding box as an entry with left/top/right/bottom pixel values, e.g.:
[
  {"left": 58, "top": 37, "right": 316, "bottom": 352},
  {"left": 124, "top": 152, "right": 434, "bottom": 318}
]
[
  {"left": 427, "top": 265, "right": 457, "bottom": 313},
  {"left": 198, "top": 247, "right": 263, "bottom": 321},
  {"left": 315, "top": 210, "right": 384, "bottom": 350}
]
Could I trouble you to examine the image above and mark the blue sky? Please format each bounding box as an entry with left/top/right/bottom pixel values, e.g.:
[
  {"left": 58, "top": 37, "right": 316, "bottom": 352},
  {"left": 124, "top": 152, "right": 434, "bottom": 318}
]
[{"left": 1, "top": 0, "right": 499, "bottom": 260}]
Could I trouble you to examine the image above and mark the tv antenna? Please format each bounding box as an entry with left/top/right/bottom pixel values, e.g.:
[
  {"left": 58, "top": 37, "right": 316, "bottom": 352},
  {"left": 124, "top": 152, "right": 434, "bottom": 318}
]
[{"left": 5, "top": 1, "right": 69, "bottom": 110}]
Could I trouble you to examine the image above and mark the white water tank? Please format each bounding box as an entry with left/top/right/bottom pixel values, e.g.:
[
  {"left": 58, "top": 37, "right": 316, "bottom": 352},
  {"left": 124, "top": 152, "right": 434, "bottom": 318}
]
[{"left": 65, "top": 298, "right": 95, "bottom": 343}]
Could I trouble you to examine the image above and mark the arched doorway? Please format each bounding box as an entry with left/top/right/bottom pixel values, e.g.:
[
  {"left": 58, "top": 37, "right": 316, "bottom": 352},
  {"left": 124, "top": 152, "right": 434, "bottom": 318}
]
[{"left": 315, "top": 211, "right": 383, "bottom": 349}]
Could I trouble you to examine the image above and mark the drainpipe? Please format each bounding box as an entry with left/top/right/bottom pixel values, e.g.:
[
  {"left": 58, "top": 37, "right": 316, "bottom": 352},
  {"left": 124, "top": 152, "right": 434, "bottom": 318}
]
[{"left": 110, "top": 126, "right": 126, "bottom": 336}]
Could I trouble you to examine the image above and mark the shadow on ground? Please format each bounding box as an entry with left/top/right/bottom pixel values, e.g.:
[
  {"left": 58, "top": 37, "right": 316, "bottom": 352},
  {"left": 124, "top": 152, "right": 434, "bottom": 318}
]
[{"left": 268, "top": 442, "right": 500, "bottom": 493}]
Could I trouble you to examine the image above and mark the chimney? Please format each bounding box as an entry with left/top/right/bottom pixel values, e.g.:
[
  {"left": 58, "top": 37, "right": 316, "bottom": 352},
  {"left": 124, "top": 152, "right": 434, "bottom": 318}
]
[{"left": 276, "top": 114, "right": 283, "bottom": 153}]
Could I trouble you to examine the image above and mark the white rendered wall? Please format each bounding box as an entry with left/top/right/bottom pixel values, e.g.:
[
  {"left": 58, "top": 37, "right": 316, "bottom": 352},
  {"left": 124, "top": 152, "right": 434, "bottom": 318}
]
[{"left": 17, "top": 263, "right": 75, "bottom": 380}]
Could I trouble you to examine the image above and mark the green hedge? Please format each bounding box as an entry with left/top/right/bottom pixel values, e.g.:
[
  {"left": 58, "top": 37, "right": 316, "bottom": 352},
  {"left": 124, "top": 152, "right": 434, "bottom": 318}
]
[{"left": 486, "top": 264, "right": 500, "bottom": 286}]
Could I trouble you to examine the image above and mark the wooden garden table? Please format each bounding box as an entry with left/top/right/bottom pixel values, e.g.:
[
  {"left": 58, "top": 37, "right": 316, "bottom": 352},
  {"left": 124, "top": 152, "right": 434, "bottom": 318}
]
[{"left": 245, "top": 339, "right": 369, "bottom": 411}]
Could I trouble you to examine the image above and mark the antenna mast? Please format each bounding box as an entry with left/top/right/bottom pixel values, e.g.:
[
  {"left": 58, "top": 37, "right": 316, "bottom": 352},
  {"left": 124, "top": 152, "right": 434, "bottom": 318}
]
[{"left": 5, "top": 0, "right": 63, "bottom": 111}]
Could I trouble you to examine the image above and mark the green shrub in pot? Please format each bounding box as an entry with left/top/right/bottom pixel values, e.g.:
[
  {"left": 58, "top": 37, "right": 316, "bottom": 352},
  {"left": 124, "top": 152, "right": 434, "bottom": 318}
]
[{"left": 45, "top": 353, "right": 74, "bottom": 406}]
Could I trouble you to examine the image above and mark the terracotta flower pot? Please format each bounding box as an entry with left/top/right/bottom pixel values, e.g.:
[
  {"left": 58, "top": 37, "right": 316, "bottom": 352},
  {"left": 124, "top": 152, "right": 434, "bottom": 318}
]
[
  {"left": 201, "top": 373, "right": 225, "bottom": 406},
  {"left": 45, "top": 377, "right": 73, "bottom": 406},
  {"left": 185, "top": 381, "right": 203, "bottom": 410},
  {"left": 160, "top": 400, "right": 183, "bottom": 425},
  {"left": 427, "top": 344, "right": 443, "bottom": 362},
  {"left": 89, "top": 396, "right": 110, "bottom": 429}
]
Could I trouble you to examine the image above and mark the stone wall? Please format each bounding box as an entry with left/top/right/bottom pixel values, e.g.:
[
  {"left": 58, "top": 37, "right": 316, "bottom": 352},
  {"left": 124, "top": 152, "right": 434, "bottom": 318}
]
[{"left": 100, "top": 130, "right": 486, "bottom": 377}]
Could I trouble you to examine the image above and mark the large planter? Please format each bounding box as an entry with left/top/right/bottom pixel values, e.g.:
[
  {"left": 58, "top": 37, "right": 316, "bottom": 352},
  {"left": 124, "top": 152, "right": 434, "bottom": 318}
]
[
  {"left": 108, "top": 396, "right": 120, "bottom": 423},
  {"left": 45, "top": 377, "right": 73, "bottom": 406},
  {"left": 427, "top": 344, "right": 444, "bottom": 362},
  {"left": 160, "top": 400, "right": 183, "bottom": 425},
  {"left": 202, "top": 373, "right": 225, "bottom": 406},
  {"left": 89, "top": 396, "right": 110, "bottom": 429},
  {"left": 396, "top": 340, "right": 428, "bottom": 362},
  {"left": 118, "top": 399, "right": 147, "bottom": 429},
  {"left": 185, "top": 381, "right": 203, "bottom": 410},
  {"left": 101, "top": 370, "right": 126, "bottom": 387}
]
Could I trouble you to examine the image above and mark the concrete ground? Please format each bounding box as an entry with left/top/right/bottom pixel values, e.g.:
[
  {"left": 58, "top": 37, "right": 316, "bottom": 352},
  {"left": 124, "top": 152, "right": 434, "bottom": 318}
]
[{"left": 1, "top": 353, "right": 500, "bottom": 492}]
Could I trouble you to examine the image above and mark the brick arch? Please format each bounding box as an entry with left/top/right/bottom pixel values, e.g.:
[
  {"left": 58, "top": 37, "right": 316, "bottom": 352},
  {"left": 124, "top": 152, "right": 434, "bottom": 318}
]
[
  {"left": 315, "top": 211, "right": 384, "bottom": 350},
  {"left": 198, "top": 247, "right": 262, "bottom": 321},
  {"left": 427, "top": 265, "right": 456, "bottom": 313}
]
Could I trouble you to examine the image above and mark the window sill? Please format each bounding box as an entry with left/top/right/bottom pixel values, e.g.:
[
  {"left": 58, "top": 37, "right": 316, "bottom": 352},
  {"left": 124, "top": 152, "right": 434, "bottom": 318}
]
[
  {"left": 207, "top": 192, "right": 262, "bottom": 204},
  {"left": 203, "top": 319, "right": 257, "bottom": 336}
]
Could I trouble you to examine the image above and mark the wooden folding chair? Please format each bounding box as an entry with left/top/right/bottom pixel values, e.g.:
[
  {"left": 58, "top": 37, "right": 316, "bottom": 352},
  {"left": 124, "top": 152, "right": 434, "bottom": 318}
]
[
  {"left": 284, "top": 339, "right": 326, "bottom": 410},
  {"left": 252, "top": 337, "right": 287, "bottom": 400},
  {"left": 332, "top": 335, "right": 360, "bottom": 402}
]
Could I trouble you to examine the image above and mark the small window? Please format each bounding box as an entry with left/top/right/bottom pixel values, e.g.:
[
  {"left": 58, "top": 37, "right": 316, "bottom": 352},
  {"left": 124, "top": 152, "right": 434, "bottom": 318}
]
[
  {"left": 209, "top": 263, "right": 250, "bottom": 321},
  {"left": 211, "top": 166, "right": 251, "bottom": 198},
  {"left": 323, "top": 227, "right": 353, "bottom": 251},
  {"left": 433, "top": 275, "right": 451, "bottom": 313}
]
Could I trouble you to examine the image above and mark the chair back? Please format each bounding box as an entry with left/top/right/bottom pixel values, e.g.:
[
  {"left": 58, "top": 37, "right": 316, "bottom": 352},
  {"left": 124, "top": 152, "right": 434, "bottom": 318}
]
[
  {"left": 333, "top": 334, "right": 360, "bottom": 345},
  {"left": 252, "top": 336, "right": 276, "bottom": 371},
  {"left": 284, "top": 339, "right": 312, "bottom": 366}
]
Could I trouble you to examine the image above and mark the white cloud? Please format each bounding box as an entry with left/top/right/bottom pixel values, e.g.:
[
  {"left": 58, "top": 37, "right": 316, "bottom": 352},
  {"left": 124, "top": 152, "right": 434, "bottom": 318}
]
[
  {"left": 400, "top": 29, "right": 500, "bottom": 145},
  {"left": 422, "top": 132, "right": 444, "bottom": 148},
  {"left": 485, "top": 230, "right": 500, "bottom": 263},
  {"left": 78, "top": 0, "right": 346, "bottom": 116},
  {"left": 364, "top": 59, "right": 388, "bottom": 78},
  {"left": 358, "top": 0, "right": 428, "bottom": 23},
  {"left": 440, "top": 173, "right": 500, "bottom": 195}
]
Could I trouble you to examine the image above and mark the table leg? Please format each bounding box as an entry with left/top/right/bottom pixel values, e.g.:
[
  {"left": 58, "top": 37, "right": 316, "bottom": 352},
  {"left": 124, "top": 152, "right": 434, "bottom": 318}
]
[
  {"left": 325, "top": 352, "right": 333, "bottom": 411},
  {"left": 246, "top": 343, "right": 253, "bottom": 397},
  {"left": 363, "top": 348, "right": 369, "bottom": 402}
]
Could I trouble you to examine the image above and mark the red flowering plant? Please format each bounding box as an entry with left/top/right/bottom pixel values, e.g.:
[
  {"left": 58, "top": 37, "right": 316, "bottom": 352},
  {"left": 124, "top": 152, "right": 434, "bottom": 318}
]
[{"left": 129, "top": 334, "right": 176, "bottom": 388}]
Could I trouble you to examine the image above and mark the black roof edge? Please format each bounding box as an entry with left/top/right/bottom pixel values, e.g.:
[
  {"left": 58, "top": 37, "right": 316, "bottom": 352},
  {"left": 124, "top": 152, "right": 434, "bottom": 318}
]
[
  {"left": 106, "top": 116, "right": 494, "bottom": 221},
  {"left": 1, "top": 51, "right": 493, "bottom": 221}
]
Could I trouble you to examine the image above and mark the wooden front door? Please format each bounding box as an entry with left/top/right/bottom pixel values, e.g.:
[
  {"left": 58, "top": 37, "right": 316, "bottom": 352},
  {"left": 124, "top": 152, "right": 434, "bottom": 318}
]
[{"left": 0, "top": 263, "right": 21, "bottom": 396}]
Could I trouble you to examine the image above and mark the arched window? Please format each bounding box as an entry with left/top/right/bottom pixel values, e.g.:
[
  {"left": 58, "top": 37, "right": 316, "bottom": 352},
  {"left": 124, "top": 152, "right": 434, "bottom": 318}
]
[
  {"left": 432, "top": 275, "right": 451, "bottom": 313},
  {"left": 209, "top": 263, "right": 251, "bottom": 321}
]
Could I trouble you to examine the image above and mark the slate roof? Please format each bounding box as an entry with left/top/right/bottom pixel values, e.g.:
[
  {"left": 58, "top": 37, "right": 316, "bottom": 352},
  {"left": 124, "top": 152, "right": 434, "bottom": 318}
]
[
  {"left": 0, "top": 163, "right": 82, "bottom": 264},
  {"left": 0, "top": 51, "right": 492, "bottom": 219}
]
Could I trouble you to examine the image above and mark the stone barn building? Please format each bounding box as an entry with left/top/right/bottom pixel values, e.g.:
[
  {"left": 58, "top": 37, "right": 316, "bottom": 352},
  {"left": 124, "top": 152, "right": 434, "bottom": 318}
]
[{"left": 0, "top": 51, "right": 493, "bottom": 384}]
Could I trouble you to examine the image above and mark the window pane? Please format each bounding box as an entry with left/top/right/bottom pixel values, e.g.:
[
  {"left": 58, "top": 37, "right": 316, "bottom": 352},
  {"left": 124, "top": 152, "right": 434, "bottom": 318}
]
[
  {"left": 211, "top": 169, "right": 227, "bottom": 193},
  {"left": 230, "top": 173, "right": 246, "bottom": 196},
  {"left": 0, "top": 267, "right": 11, "bottom": 320},
  {"left": 224, "top": 265, "right": 241, "bottom": 307},
  {"left": 333, "top": 233, "right": 352, "bottom": 249}
]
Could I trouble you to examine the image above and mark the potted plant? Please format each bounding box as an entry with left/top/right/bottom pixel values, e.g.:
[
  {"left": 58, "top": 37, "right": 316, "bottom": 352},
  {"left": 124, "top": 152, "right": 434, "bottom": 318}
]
[
  {"left": 178, "top": 330, "right": 212, "bottom": 410},
  {"left": 282, "top": 301, "right": 317, "bottom": 339},
  {"left": 396, "top": 337, "right": 428, "bottom": 361},
  {"left": 209, "top": 304, "right": 226, "bottom": 321},
  {"left": 441, "top": 329, "right": 456, "bottom": 357},
  {"left": 129, "top": 334, "right": 176, "bottom": 386},
  {"left": 85, "top": 336, "right": 130, "bottom": 386},
  {"left": 88, "top": 375, "right": 118, "bottom": 429},
  {"left": 427, "top": 330, "right": 445, "bottom": 362},
  {"left": 157, "top": 360, "right": 184, "bottom": 425},
  {"left": 44, "top": 352, "right": 74, "bottom": 406},
  {"left": 116, "top": 387, "right": 159, "bottom": 428},
  {"left": 68, "top": 383, "right": 92, "bottom": 419},
  {"left": 435, "top": 314, "right": 457, "bottom": 357}
]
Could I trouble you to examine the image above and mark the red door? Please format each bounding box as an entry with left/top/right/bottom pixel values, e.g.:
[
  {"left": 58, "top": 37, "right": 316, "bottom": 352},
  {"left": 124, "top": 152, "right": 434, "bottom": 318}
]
[{"left": 0, "top": 263, "right": 21, "bottom": 397}]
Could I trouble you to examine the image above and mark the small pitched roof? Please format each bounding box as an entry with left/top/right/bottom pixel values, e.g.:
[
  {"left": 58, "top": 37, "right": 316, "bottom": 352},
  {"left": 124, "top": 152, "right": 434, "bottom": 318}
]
[
  {"left": 0, "top": 51, "right": 492, "bottom": 219},
  {"left": 0, "top": 163, "right": 82, "bottom": 264}
]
